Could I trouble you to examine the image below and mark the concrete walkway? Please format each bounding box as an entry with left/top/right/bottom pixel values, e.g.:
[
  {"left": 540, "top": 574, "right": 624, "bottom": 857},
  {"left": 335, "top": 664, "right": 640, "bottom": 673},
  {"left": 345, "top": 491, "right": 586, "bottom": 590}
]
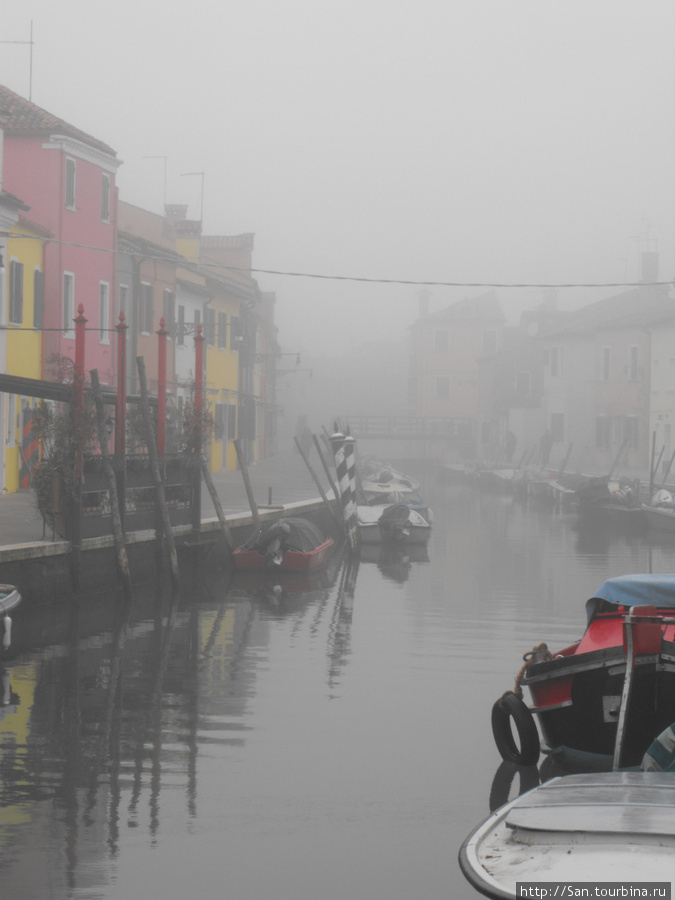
[{"left": 0, "top": 449, "right": 332, "bottom": 549}]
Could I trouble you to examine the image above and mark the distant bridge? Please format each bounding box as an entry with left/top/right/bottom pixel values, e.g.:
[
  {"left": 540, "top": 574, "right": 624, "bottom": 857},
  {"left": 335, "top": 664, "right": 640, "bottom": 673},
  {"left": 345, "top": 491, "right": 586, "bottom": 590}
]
[{"left": 341, "top": 415, "right": 475, "bottom": 442}]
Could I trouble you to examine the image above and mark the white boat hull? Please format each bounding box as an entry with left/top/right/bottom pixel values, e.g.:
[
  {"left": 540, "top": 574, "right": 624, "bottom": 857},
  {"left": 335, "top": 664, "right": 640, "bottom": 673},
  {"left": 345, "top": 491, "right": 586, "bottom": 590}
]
[{"left": 459, "top": 772, "right": 675, "bottom": 899}]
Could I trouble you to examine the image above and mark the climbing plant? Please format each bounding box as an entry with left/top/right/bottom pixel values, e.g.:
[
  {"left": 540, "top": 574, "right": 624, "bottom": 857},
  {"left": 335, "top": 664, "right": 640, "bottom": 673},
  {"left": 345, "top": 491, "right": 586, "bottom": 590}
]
[{"left": 31, "top": 354, "right": 97, "bottom": 532}]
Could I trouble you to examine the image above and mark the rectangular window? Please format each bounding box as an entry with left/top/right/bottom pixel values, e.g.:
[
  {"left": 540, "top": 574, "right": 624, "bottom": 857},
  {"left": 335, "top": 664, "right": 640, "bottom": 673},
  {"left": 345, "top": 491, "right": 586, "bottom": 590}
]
[
  {"left": 227, "top": 403, "right": 237, "bottom": 440},
  {"left": 63, "top": 271, "right": 75, "bottom": 336},
  {"left": 205, "top": 307, "right": 216, "bottom": 346},
  {"left": 218, "top": 312, "right": 227, "bottom": 349},
  {"left": 99, "top": 282, "right": 110, "bottom": 343},
  {"left": 601, "top": 346, "right": 610, "bottom": 381},
  {"left": 163, "top": 290, "right": 175, "bottom": 338},
  {"left": 434, "top": 329, "right": 450, "bottom": 353},
  {"left": 34, "top": 269, "right": 44, "bottom": 330},
  {"left": 118, "top": 283, "right": 129, "bottom": 319},
  {"left": 231, "top": 315, "right": 242, "bottom": 349},
  {"left": 177, "top": 304, "right": 185, "bottom": 346},
  {"left": 482, "top": 330, "right": 497, "bottom": 354},
  {"left": 9, "top": 259, "right": 24, "bottom": 325},
  {"left": 65, "top": 158, "right": 76, "bottom": 209},
  {"left": 139, "top": 282, "right": 154, "bottom": 334},
  {"left": 435, "top": 375, "right": 451, "bottom": 399},
  {"left": 628, "top": 345, "right": 639, "bottom": 382},
  {"left": 214, "top": 403, "right": 225, "bottom": 441},
  {"left": 550, "top": 412, "right": 565, "bottom": 443},
  {"left": 101, "top": 173, "right": 110, "bottom": 222}
]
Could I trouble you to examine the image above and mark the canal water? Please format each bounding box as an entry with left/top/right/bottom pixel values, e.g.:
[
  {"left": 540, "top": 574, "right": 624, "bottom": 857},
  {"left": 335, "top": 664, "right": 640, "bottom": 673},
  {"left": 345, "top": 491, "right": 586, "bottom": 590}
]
[{"left": 1, "top": 469, "right": 672, "bottom": 899}]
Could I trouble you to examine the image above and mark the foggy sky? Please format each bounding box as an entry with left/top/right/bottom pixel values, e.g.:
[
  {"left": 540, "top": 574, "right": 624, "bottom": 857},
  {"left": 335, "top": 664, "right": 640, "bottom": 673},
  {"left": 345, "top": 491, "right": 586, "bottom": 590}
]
[{"left": 1, "top": 1, "right": 674, "bottom": 356}]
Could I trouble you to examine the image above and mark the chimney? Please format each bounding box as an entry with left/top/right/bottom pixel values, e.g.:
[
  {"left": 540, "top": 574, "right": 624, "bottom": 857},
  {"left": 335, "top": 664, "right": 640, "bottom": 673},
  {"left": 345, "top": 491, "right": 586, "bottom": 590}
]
[
  {"left": 417, "top": 288, "right": 431, "bottom": 319},
  {"left": 164, "top": 204, "right": 188, "bottom": 221}
]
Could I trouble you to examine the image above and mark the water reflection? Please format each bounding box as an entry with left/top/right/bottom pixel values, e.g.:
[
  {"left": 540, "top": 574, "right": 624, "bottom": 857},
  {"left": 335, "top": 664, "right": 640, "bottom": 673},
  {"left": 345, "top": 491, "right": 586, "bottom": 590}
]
[
  {"left": 3, "top": 471, "right": 675, "bottom": 897},
  {"left": 359, "top": 542, "right": 430, "bottom": 583}
]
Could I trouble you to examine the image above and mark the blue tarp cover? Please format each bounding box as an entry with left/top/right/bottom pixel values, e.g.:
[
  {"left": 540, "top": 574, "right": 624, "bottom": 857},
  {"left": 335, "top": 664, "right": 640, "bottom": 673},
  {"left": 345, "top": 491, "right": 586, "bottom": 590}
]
[{"left": 586, "top": 574, "right": 675, "bottom": 623}]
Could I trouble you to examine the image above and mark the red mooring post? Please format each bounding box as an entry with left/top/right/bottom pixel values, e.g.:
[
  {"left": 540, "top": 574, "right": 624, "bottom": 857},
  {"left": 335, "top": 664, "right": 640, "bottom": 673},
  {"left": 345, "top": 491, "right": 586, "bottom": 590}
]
[
  {"left": 157, "top": 316, "right": 168, "bottom": 456},
  {"left": 72, "top": 304, "right": 87, "bottom": 578},
  {"left": 116, "top": 311, "right": 128, "bottom": 458},
  {"left": 74, "top": 304, "right": 87, "bottom": 467},
  {"left": 192, "top": 323, "right": 205, "bottom": 532},
  {"left": 194, "top": 323, "right": 205, "bottom": 456}
]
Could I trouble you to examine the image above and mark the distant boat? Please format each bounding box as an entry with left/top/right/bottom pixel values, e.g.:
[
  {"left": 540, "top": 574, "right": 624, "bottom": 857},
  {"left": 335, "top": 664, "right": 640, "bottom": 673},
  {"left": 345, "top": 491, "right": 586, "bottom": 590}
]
[
  {"left": 357, "top": 502, "right": 431, "bottom": 545},
  {"left": 459, "top": 771, "right": 675, "bottom": 899},
  {"left": 233, "top": 517, "right": 334, "bottom": 571}
]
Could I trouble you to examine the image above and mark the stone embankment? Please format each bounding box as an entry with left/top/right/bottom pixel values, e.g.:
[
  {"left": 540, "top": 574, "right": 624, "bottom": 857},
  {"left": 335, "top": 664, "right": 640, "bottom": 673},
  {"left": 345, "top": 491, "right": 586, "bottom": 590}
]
[{"left": 0, "top": 449, "right": 335, "bottom": 564}]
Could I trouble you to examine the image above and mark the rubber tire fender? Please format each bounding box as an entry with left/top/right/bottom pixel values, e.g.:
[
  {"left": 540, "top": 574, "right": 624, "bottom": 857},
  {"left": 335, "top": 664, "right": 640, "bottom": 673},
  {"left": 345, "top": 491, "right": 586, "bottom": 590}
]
[{"left": 491, "top": 690, "right": 540, "bottom": 766}]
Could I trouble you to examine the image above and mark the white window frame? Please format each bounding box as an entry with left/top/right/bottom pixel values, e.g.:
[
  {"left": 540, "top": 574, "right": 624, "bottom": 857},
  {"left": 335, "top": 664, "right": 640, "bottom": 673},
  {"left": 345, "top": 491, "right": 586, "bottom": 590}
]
[
  {"left": 63, "top": 271, "right": 75, "bottom": 338},
  {"left": 65, "top": 157, "right": 76, "bottom": 210},
  {"left": 99, "top": 281, "right": 110, "bottom": 343},
  {"left": 139, "top": 282, "right": 153, "bottom": 335},
  {"left": 9, "top": 257, "right": 23, "bottom": 325},
  {"left": 101, "top": 173, "right": 110, "bottom": 222}
]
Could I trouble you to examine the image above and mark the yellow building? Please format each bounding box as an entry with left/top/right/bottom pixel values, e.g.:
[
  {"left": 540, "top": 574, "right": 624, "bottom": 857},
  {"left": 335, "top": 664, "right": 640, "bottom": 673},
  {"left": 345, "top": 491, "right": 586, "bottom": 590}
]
[
  {"left": 5, "top": 219, "right": 46, "bottom": 493},
  {"left": 204, "top": 273, "right": 244, "bottom": 472}
]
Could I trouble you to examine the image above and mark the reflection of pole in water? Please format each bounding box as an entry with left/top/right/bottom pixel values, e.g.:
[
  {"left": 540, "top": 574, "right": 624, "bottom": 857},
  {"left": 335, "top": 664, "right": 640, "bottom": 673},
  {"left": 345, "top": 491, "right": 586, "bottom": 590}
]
[{"left": 327, "top": 552, "right": 359, "bottom": 691}]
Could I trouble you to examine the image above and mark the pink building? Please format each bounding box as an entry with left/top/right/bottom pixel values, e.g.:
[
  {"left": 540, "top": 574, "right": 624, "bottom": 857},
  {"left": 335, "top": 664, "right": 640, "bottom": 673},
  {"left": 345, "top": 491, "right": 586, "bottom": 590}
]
[{"left": 0, "top": 84, "right": 121, "bottom": 383}]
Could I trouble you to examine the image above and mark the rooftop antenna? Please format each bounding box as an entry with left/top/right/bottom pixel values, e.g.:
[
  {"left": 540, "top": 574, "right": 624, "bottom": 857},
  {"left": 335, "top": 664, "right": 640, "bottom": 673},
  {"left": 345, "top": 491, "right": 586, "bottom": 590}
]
[
  {"left": 1, "top": 20, "right": 34, "bottom": 100},
  {"left": 143, "top": 155, "right": 168, "bottom": 210},
  {"left": 180, "top": 170, "right": 205, "bottom": 223}
]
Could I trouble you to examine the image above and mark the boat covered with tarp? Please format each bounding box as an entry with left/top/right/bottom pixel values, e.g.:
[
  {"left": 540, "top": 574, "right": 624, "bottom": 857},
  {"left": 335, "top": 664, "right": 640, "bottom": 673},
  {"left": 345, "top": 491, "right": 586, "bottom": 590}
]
[{"left": 233, "top": 517, "right": 334, "bottom": 571}]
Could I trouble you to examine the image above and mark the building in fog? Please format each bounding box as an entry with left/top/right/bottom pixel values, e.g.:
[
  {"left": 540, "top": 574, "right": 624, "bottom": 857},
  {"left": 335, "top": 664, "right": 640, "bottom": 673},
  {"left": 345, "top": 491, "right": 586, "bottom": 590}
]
[{"left": 408, "top": 291, "right": 506, "bottom": 458}]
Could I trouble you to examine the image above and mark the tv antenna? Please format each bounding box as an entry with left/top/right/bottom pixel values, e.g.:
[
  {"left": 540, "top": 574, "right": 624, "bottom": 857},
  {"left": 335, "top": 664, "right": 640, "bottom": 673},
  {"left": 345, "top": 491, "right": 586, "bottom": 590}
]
[{"left": 0, "top": 21, "right": 34, "bottom": 100}]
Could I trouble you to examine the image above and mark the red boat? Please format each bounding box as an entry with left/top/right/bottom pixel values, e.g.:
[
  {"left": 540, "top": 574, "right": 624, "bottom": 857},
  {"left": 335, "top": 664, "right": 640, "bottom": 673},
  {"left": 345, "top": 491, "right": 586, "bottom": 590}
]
[
  {"left": 233, "top": 517, "right": 334, "bottom": 572},
  {"left": 491, "top": 574, "right": 675, "bottom": 770}
]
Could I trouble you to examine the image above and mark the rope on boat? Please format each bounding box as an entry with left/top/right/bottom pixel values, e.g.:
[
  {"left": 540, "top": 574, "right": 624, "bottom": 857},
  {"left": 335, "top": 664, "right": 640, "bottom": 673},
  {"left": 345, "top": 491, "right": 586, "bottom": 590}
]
[{"left": 513, "top": 643, "right": 552, "bottom": 698}]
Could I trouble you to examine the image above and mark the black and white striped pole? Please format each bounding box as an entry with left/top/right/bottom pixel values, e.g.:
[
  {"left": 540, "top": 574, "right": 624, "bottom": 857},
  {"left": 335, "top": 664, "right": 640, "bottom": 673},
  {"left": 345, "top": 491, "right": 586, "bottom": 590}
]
[{"left": 330, "top": 426, "right": 360, "bottom": 551}]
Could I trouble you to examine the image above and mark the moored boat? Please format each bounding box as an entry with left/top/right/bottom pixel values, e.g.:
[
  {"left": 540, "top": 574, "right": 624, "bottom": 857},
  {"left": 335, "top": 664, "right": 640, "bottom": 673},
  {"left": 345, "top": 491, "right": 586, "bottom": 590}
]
[
  {"left": 459, "top": 771, "right": 675, "bottom": 899},
  {"left": 233, "top": 517, "right": 334, "bottom": 571},
  {"left": 491, "top": 574, "right": 675, "bottom": 769},
  {"left": 0, "top": 585, "right": 21, "bottom": 651},
  {"left": 357, "top": 502, "right": 431, "bottom": 545}
]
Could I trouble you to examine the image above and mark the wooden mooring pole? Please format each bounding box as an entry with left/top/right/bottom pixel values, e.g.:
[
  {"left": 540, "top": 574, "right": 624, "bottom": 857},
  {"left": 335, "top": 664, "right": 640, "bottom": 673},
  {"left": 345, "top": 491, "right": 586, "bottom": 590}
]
[
  {"left": 233, "top": 439, "right": 261, "bottom": 528},
  {"left": 294, "top": 436, "right": 343, "bottom": 533},
  {"left": 90, "top": 369, "right": 133, "bottom": 596},
  {"left": 137, "top": 357, "right": 179, "bottom": 586},
  {"left": 200, "top": 459, "right": 234, "bottom": 558}
]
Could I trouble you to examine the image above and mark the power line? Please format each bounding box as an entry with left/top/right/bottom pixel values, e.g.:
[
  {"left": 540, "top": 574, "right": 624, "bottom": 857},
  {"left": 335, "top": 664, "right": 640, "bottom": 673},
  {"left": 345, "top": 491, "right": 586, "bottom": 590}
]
[{"left": 2, "top": 231, "right": 671, "bottom": 290}]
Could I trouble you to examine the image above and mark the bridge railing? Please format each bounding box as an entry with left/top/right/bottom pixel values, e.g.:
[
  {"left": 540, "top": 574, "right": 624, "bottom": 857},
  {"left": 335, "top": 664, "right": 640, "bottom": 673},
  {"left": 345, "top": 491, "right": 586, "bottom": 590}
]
[{"left": 342, "top": 416, "right": 475, "bottom": 440}]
